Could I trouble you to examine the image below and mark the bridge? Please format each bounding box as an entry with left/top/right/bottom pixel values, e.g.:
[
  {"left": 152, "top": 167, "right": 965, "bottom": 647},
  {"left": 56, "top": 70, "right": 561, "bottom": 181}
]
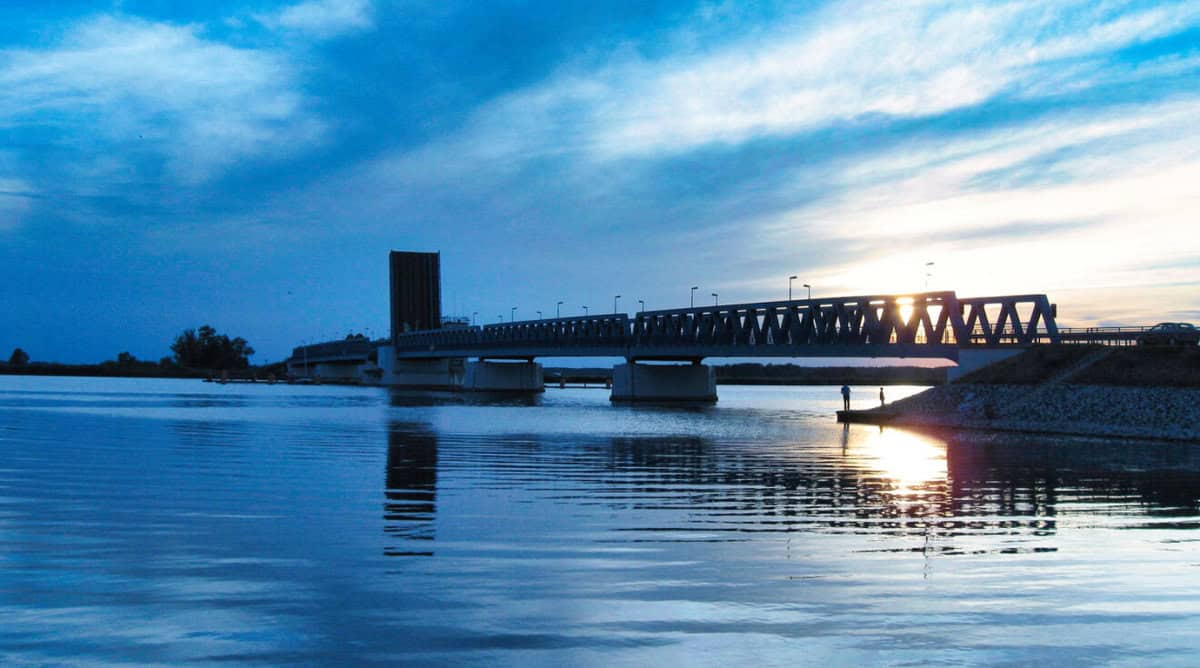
[
  {"left": 376, "top": 291, "right": 1062, "bottom": 401},
  {"left": 394, "top": 291, "right": 1059, "bottom": 359},
  {"left": 286, "top": 337, "right": 383, "bottom": 382}
]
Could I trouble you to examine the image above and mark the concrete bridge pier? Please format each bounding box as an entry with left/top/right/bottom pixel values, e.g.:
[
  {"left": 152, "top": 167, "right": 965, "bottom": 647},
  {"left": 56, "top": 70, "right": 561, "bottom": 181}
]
[
  {"left": 463, "top": 360, "right": 544, "bottom": 393},
  {"left": 610, "top": 361, "right": 717, "bottom": 403},
  {"left": 379, "top": 348, "right": 466, "bottom": 389}
]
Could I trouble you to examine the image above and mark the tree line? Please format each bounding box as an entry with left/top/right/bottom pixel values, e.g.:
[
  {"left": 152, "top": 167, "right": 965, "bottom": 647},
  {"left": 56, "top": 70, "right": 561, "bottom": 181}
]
[{"left": 5, "top": 325, "right": 256, "bottom": 372}]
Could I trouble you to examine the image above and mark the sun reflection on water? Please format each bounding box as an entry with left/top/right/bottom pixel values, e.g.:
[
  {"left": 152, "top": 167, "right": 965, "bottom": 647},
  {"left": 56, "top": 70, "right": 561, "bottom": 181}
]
[{"left": 849, "top": 426, "right": 948, "bottom": 495}]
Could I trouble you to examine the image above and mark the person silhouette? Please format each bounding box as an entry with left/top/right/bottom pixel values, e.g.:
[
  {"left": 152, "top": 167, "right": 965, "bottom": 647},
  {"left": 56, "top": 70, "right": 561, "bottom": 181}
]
[
  {"left": 879, "top": 387, "right": 886, "bottom": 407},
  {"left": 841, "top": 384, "right": 851, "bottom": 411}
]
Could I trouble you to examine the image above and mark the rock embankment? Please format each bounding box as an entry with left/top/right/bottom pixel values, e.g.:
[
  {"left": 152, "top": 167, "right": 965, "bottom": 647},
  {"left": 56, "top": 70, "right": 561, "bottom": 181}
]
[
  {"left": 884, "top": 383, "right": 1200, "bottom": 441},
  {"left": 861, "top": 346, "right": 1200, "bottom": 441}
]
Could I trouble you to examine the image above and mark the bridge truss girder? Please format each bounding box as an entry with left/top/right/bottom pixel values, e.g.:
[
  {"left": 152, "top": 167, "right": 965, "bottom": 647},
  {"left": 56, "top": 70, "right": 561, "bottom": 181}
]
[{"left": 390, "top": 292, "right": 1059, "bottom": 360}]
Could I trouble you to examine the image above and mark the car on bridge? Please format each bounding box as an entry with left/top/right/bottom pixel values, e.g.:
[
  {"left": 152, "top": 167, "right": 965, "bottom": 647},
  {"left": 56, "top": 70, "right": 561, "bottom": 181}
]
[{"left": 1138, "top": 322, "right": 1200, "bottom": 346}]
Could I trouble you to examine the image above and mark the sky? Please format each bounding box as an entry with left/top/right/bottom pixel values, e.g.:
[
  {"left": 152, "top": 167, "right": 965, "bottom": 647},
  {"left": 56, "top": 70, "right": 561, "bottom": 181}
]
[{"left": 2, "top": 0, "right": 1199, "bottom": 364}]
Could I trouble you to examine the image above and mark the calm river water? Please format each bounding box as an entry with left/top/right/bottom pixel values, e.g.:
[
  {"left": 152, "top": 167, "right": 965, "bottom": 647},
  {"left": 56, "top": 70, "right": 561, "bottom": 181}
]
[{"left": 1, "top": 376, "right": 1199, "bottom": 666}]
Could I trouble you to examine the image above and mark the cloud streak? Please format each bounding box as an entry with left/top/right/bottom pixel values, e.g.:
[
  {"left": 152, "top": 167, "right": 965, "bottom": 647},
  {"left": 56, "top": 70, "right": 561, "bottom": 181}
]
[
  {"left": 423, "top": 0, "right": 1200, "bottom": 162},
  {"left": 0, "top": 15, "right": 322, "bottom": 186},
  {"left": 258, "top": 0, "right": 374, "bottom": 39}
]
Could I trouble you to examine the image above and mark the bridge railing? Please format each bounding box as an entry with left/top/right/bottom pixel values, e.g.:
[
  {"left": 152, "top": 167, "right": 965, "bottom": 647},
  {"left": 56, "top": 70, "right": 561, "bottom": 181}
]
[
  {"left": 395, "top": 326, "right": 481, "bottom": 351},
  {"left": 291, "top": 338, "right": 379, "bottom": 362},
  {"left": 1057, "top": 326, "right": 1146, "bottom": 346},
  {"left": 480, "top": 314, "right": 630, "bottom": 349}
]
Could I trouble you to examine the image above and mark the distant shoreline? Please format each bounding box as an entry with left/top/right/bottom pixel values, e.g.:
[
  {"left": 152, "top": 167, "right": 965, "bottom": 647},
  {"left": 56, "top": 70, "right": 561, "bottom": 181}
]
[{"left": 0, "top": 363, "right": 283, "bottom": 380}]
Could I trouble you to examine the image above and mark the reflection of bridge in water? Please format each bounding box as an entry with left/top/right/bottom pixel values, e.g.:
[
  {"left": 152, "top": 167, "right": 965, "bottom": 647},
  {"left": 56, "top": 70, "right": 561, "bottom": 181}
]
[
  {"left": 384, "top": 424, "right": 438, "bottom": 557},
  {"left": 380, "top": 418, "right": 1200, "bottom": 559}
]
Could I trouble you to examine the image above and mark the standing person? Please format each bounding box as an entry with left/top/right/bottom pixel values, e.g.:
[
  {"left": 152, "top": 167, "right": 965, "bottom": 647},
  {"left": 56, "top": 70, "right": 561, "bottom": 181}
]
[
  {"left": 840, "top": 384, "right": 851, "bottom": 411},
  {"left": 879, "top": 387, "right": 886, "bottom": 407}
]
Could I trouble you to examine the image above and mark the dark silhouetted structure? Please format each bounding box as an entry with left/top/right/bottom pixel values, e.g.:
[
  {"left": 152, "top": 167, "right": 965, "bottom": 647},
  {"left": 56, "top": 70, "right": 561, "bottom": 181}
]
[{"left": 390, "top": 251, "right": 441, "bottom": 341}]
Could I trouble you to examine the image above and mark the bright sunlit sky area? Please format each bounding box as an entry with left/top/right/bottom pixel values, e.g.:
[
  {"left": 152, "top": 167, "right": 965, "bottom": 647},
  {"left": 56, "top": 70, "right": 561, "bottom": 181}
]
[{"left": 2, "top": 0, "right": 1198, "bottom": 363}]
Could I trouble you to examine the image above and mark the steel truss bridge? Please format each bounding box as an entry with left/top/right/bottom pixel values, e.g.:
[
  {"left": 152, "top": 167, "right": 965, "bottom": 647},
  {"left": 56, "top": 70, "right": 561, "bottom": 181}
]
[{"left": 391, "top": 291, "right": 1061, "bottom": 362}]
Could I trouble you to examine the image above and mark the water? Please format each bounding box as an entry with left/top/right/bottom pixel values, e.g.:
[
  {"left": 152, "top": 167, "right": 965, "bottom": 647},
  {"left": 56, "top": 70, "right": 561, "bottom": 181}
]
[{"left": 1, "top": 376, "right": 1199, "bottom": 666}]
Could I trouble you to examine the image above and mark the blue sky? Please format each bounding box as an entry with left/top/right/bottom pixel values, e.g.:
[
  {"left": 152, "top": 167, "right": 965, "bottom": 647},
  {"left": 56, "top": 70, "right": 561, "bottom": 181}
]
[{"left": 2, "top": 0, "right": 1199, "bottom": 364}]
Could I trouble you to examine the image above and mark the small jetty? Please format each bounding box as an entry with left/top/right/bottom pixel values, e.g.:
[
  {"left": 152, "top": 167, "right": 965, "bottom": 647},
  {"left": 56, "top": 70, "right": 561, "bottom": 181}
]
[{"left": 837, "top": 409, "right": 899, "bottom": 425}]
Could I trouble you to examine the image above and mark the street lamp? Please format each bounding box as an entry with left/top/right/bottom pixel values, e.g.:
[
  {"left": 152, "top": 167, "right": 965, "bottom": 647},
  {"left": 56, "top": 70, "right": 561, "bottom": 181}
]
[
  {"left": 582, "top": 305, "right": 589, "bottom": 316},
  {"left": 712, "top": 292, "right": 719, "bottom": 307},
  {"left": 497, "top": 314, "right": 503, "bottom": 323},
  {"left": 925, "top": 262, "right": 935, "bottom": 290},
  {"left": 537, "top": 310, "right": 543, "bottom": 319},
  {"left": 690, "top": 286, "right": 698, "bottom": 308},
  {"left": 556, "top": 301, "right": 563, "bottom": 318},
  {"left": 789, "top": 275, "right": 798, "bottom": 300},
  {"left": 803, "top": 283, "right": 811, "bottom": 300},
  {"left": 614, "top": 295, "right": 621, "bottom": 313},
  {"left": 511, "top": 306, "right": 517, "bottom": 322},
  {"left": 638, "top": 299, "right": 645, "bottom": 312}
]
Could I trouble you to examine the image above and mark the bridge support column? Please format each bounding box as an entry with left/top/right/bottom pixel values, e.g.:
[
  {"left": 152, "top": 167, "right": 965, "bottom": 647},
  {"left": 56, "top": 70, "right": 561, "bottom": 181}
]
[
  {"left": 947, "top": 348, "right": 1025, "bottom": 382},
  {"left": 380, "top": 349, "right": 466, "bottom": 390},
  {"left": 463, "top": 360, "right": 544, "bottom": 393},
  {"left": 610, "top": 362, "right": 717, "bottom": 403}
]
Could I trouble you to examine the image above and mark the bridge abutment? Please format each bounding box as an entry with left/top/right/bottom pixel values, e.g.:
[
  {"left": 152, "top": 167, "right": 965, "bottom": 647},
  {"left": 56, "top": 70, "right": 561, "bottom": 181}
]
[
  {"left": 380, "top": 348, "right": 466, "bottom": 389},
  {"left": 610, "top": 362, "right": 717, "bottom": 403},
  {"left": 463, "top": 360, "right": 544, "bottom": 393},
  {"left": 947, "top": 348, "right": 1025, "bottom": 382}
]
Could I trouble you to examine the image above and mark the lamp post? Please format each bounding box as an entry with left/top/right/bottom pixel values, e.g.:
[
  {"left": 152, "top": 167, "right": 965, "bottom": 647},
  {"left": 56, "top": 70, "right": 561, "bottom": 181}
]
[
  {"left": 789, "top": 275, "right": 798, "bottom": 301},
  {"left": 511, "top": 307, "right": 517, "bottom": 322},
  {"left": 582, "top": 305, "right": 589, "bottom": 316},
  {"left": 556, "top": 301, "right": 563, "bottom": 319},
  {"left": 690, "top": 286, "right": 698, "bottom": 308},
  {"left": 536, "top": 310, "right": 543, "bottom": 320},
  {"left": 803, "top": 283, "right": 811, "bottom": 300},
  {"left": 498, "top": 314, "right": 503, "bottom": 323},
  {"left": 638, "top": 299, "right": 645, "bottom": 312},
  {"left": 614, "top": 295, "right": 621, "bottom": 313},
  {"left": 712, "top": 292, "right": 719, "bottom": 307},
  {"left": 925, "top": 262, "right": 935, "bottom": 290}
]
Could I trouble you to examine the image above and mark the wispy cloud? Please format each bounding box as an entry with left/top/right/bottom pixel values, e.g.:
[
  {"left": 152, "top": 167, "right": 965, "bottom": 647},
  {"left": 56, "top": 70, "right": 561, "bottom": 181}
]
[
  {"left": 258, "top": 0, "right": 374, "bottom": 39},
  {"left": 0, "top": 179, "right": 34, "bottom": 230},
  {"left": 398, "top": 0, "right": 1200, "bottom": 165},
  {"left": 0, "top": 16, "right": 322, "bottom": 185}
]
